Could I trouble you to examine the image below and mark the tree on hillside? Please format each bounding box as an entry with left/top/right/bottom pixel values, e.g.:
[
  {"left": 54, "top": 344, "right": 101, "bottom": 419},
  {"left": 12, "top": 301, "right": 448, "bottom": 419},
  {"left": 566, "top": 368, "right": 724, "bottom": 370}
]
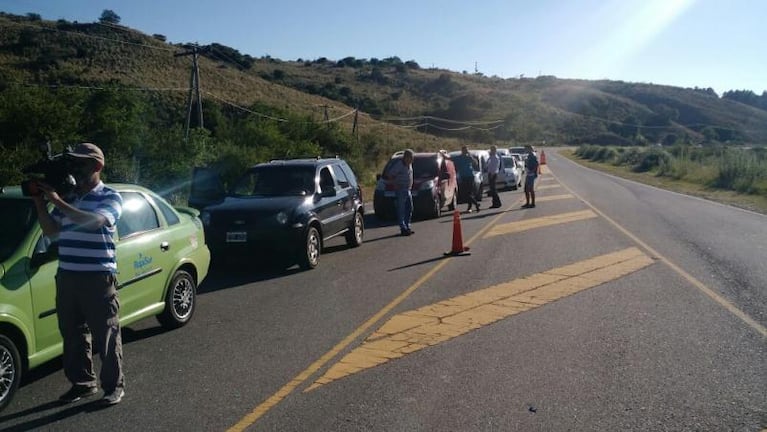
[{"left": 99, "top": 9, "right": 121, "bottom": 24}]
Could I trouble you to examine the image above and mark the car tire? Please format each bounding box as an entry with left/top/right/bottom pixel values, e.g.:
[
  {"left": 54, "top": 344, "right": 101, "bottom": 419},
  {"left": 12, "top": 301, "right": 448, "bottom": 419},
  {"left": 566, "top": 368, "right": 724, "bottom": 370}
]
[
  {"left": 299, "top": 226, "right": 321, "bottom": 270},
  {"left": 157, "top": 270, "right": 197, "bottom": 329},
  {"left": 0, "top": 334, "right": 22, "bottom": 412},
  {"left": 345, "top": 211, "right": 364, "bottom": 247}
]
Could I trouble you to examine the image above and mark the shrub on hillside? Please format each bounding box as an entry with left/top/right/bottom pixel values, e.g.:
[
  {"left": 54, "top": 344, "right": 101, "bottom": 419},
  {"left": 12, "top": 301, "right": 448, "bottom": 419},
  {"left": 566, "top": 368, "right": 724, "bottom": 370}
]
[
  {"left": 591, "top": 146, "right": 617, "bottom": 162},
  {"left": 615, "top": 147, "right": 642, "bottom": 166},
  {"left": 714, "top": 149, "right": 767, "bottom": 193},
  {"left": 633, "top": 147, "right": 671, "bottom": 172}
]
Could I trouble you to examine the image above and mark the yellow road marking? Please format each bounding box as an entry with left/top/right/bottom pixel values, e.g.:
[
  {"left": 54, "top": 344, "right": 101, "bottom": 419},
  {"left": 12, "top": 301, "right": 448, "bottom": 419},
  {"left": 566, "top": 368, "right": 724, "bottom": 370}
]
[
  {"left": 306, "top": 247, "right": 654, "bottom": 391},
  {"left": 536, "top": 184, "right": 562, "bottom": 191},
  {"left": 484, "top": 209, "right": 597, "bottom": 238},
  {"left": 226, "top": 198, "right": 523, "bottom": 431},
  {"left": 549, "top": 169, "right": 767, "bottom": 338},
  {"left": 535, "top": 194, "right": 574, "bottom": 202}
]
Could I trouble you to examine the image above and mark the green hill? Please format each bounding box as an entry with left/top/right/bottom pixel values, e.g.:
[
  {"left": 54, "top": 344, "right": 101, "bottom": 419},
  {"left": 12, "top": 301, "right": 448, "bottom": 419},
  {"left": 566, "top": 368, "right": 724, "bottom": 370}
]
[{"left": 1, "top": 11, "right": 765, "bottom": 195}]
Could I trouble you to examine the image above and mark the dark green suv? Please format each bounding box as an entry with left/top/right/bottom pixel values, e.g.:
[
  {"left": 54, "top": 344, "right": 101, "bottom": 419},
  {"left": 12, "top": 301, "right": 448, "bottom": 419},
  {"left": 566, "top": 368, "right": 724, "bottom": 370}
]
[{"left": 190, "top": 158, "right": 365, "bottom": 269}]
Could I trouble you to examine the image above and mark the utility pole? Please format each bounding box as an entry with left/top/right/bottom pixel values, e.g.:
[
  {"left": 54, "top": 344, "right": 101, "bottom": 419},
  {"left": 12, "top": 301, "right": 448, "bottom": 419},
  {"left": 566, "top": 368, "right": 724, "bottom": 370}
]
[{"left": 175, "top": 45, "right": 204, "bottom": 142}]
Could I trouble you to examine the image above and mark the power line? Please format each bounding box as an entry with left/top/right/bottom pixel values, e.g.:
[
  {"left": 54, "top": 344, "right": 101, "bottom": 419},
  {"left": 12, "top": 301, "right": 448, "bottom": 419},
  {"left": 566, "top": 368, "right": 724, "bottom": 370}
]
[
  {"left": 384, "top": 115, "right": 504, "bottom": 126},
  {"left": 204, "top": 91, "right": 288, "bottom": 122}
]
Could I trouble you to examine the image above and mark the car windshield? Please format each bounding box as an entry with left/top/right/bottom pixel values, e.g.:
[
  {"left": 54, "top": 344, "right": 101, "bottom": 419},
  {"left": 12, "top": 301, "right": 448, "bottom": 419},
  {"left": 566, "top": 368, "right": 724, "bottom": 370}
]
[
  {"left": 501, "top": 156, "right": 515, "bottom": 168},
  {"left": 231, "top": 166, "right": 316, "bottom": 197},
  {"left": 0, "top": 198, "right": 36, "bottom": 262}
]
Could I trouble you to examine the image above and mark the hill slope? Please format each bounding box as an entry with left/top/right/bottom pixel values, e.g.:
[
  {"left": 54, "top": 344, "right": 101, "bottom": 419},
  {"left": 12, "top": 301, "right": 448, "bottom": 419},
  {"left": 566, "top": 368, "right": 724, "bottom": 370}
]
[{"left": 1, "top": 12, "right": 765, "bottom": 191}]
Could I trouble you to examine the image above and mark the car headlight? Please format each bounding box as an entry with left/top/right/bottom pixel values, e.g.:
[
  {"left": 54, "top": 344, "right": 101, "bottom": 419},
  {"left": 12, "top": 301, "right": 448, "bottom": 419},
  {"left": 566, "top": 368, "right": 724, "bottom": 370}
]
[
  {"left": 419, "top": 180, "right": 436, "bottom": 190},
  {"left": 275, "top": 211, "right": 288, "bottom": 225},
  {"left": 200, "top": 211, "right": 211, "bottom": 227}
]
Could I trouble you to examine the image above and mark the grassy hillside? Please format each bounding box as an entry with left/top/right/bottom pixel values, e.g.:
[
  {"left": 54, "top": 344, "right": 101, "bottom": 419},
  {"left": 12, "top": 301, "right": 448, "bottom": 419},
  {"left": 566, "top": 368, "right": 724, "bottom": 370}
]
[{"left": 1, "top": 11, "right": 765, "bottom": 196}]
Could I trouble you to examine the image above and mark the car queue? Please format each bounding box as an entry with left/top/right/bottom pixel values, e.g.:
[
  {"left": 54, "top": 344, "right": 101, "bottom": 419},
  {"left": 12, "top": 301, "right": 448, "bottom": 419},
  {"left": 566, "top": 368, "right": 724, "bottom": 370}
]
[{"left": 0, "top": 145, "right": 535, "bottom": 412}]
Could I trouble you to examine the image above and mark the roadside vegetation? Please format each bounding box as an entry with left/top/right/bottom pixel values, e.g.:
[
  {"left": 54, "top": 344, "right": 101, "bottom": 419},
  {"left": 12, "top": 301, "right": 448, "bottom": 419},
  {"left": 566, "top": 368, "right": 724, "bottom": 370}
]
[
  {"left": 570, "top": 144, "right": 767, "bottom": 213},
  {"left": 2, "top": 11, "right": 767, "bottom": 205}
]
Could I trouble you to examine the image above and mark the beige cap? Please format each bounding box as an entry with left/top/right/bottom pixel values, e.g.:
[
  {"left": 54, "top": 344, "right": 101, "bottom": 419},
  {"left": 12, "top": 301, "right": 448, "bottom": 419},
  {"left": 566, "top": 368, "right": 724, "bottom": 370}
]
[{"left": 69, "top": 143, "right": 105, "bottom": 165}]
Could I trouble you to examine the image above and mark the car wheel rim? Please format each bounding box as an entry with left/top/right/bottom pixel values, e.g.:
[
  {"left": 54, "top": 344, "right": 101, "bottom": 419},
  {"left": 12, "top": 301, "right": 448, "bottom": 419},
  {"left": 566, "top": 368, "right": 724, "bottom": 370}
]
[
  {"left": 354, "top": 214, "right": 363, "bottom": 243},
  {"left": 0, "top": 345, "right": 15, "bottom": 402},
  {"left": 308, "top": 230, "right": 319, "bottom": 265},
  {"left": 172, "top": 277, "right": 194, "bottom": 320}
]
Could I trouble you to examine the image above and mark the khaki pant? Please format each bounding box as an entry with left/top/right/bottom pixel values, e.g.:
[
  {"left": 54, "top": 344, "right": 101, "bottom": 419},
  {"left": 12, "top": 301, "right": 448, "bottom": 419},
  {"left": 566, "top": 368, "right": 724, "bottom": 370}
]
[{"left": 56, "top": 271, "right": 124, "bottom": 393}]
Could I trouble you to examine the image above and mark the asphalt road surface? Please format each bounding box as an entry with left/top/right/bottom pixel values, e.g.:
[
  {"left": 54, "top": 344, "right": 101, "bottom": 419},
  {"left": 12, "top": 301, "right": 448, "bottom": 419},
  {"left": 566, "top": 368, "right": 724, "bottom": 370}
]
[{"left": 2, "top": 149, "right": 764, "bottom": 431}]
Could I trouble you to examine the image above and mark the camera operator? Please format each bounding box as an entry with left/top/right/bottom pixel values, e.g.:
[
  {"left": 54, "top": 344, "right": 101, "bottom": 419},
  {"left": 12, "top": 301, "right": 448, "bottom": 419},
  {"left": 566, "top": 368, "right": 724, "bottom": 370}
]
[{"left": 31, "top": 143, "right": 126, "bottom": 406}]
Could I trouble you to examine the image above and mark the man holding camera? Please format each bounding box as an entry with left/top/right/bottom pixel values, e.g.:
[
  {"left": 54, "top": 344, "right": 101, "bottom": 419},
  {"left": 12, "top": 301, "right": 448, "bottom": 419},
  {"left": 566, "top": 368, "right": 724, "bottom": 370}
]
[{"left": 31, "top": 143, "right": 125, "bottom": 406}]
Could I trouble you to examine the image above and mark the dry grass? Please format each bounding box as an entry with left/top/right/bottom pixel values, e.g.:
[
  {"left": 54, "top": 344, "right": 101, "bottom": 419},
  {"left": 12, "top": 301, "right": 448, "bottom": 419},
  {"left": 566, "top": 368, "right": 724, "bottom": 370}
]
[{"left": 561, "top": 149, "right": 767, "bottom": 215}]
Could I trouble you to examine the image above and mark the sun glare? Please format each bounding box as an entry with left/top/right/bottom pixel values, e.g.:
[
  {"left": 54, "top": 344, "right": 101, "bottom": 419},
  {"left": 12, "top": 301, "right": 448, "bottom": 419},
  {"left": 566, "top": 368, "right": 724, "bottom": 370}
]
[{"left": 581, "top": 0, "right": 696, "bottom": 77}]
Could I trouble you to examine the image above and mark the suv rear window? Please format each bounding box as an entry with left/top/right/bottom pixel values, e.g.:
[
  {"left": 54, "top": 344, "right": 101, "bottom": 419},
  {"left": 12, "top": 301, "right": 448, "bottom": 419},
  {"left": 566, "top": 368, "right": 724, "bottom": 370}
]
[
  {"left": 385, "top": 156, "right": 438, "bottom": 179},
  {"left": 233, "top": 166, "right": 316, "bottom": 196}
]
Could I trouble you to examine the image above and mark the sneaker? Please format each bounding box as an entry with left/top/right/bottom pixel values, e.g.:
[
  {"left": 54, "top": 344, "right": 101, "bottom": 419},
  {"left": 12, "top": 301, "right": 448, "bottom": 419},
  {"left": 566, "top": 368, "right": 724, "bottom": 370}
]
[
  {"left": 522, "top": 204, "right": 531, "bottom": 208},
  {"left": 408, "top": 229, "right": 415, "bottom": 235},
  {"left": 101, "top": 388, "right": 124, "bottom": 406},
  {"left": 530, "top": 204, "right": 536, "bottom": 208},
  {"left": 59, "top": 385, "right": 98, "bottom": 403},
  {"left": 400, "top": 230, "right": 411, "bottom": 236}
]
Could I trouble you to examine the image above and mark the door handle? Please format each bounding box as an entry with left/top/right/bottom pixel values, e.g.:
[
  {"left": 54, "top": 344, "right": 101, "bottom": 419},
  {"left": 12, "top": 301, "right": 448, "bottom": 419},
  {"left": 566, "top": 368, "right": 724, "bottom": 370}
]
[{"left": 160, "top": 242, "right": 170, "bottom": 251}]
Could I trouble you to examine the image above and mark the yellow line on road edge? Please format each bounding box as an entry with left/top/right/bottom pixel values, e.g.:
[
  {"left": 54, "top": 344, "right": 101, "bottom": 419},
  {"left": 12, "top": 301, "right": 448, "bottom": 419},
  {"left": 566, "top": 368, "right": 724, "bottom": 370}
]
[
  {"left": 306, "top": 248, "right": 653, "bottom": 391},
  {"left": 549, "top": 171, "right": 767, "bottom": 338},
  {"left": 226, "top": 199, "right": 522, "bottom": 431}
]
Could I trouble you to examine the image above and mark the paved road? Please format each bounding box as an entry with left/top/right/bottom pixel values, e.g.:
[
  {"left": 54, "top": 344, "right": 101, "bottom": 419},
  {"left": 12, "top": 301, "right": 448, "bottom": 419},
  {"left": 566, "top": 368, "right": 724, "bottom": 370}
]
[{"left": 1, "top": 150, "right": 764, "bottom": 431}]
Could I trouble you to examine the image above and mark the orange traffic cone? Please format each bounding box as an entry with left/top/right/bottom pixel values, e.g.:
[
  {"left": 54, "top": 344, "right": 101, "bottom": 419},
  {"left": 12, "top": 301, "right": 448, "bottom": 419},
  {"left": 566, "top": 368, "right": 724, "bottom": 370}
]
[
  {"left": 540, "top": 150, "right": 547, "bottom": 165},
  {"left": 444, "top": 210, "right": 470, "bottom": 256}
]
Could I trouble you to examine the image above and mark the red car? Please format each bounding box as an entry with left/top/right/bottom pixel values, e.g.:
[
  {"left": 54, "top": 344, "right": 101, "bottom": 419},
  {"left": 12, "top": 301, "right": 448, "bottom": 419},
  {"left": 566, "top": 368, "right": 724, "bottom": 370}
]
[{"left": 373, "top": 151, "right": 458, "bottom": 219}]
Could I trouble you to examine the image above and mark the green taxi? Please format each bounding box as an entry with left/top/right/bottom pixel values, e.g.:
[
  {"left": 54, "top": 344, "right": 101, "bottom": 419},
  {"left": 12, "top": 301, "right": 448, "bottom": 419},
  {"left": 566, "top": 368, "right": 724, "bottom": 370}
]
[{"left": 0, "top": 184, "right": 211, "bottom": 411}]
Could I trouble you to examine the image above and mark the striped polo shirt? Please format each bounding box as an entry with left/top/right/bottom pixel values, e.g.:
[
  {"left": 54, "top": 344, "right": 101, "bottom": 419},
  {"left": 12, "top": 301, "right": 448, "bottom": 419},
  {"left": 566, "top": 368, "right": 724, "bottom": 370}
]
[{"left": 51, "top": 182, "right": 123, "bottom": 273}]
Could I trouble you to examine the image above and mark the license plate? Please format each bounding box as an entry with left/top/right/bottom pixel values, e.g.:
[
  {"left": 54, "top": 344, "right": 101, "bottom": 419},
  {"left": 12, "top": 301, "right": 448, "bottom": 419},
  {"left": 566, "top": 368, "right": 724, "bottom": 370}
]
[
  {"left": 384, "top": 191, "right": 395, "bottom": 197},
  {"left": 226, "top": 232, "right": 247, "bottom": 242}
]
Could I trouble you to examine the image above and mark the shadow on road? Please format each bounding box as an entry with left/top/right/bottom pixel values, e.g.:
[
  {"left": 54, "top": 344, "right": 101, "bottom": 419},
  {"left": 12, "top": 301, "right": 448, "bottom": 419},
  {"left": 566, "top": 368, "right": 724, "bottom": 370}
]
[{"left": 0, "top": 398, "right": 115, "bottom": 432}]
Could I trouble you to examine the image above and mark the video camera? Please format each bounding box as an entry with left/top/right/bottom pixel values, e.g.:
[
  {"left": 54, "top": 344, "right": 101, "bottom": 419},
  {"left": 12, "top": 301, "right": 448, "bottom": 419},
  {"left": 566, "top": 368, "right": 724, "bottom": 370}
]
[{"left": 21, "top": 142, "right": 77, "bottom": 197}]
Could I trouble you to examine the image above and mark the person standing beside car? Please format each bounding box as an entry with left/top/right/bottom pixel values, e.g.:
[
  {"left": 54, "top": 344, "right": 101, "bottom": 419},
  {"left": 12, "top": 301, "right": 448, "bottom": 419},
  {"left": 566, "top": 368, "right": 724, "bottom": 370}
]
[
  {"left": 454, "top": 145, "right": 480, "bottom": 213},
  {"left": 31, "top": 143, "right": 125, "bottom": 406},
  {"left": 487, "top": 145, "right": 502, "bottom": 208},
  {"left": 386, "top": 149, "right": 415, "bottom": 236},
  {"left": 523, "top": 145, "right": 540, "bottom": 208}
]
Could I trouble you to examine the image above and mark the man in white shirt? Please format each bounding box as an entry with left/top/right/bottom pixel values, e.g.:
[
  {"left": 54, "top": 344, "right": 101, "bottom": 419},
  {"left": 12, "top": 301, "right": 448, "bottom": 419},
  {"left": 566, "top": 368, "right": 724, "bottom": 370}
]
[{"left": 487, "top": 145, "right": 502, "bottom": 208}]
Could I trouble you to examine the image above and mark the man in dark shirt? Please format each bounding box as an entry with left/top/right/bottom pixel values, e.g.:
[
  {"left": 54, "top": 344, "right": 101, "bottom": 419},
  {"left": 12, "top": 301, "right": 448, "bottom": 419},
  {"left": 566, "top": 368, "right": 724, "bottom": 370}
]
[
  {"left": 523, "top": 145, "right": 539, "bottom": 208},
  {"left": 386, "top": 149, "right": 415, "bottom": 236}
]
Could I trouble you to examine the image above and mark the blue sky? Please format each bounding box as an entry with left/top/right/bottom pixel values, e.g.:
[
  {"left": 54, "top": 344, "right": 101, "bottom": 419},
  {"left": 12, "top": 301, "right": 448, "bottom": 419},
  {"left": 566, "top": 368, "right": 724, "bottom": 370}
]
[{"left": 3, "top": 0, "right": 765, "bottom": 94}]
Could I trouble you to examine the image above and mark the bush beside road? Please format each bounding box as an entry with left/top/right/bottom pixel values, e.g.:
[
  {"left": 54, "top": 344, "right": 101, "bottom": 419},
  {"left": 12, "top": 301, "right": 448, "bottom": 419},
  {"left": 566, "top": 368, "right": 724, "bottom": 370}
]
[{"left": 563, "top": 146, "right": 767, "bottom": 215}]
